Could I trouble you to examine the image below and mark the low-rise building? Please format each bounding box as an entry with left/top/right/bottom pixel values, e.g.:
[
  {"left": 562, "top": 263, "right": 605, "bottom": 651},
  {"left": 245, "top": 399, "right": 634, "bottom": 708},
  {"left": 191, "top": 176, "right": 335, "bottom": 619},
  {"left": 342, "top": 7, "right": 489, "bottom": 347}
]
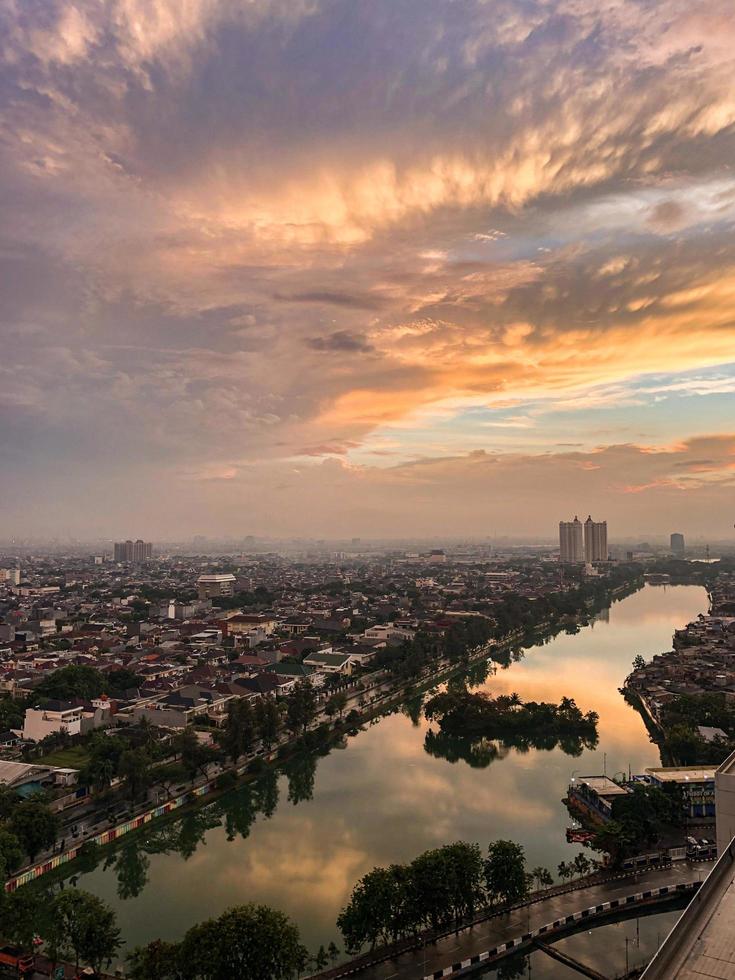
[
  {"left": 303, "top": 650, "right": 354, "bottom": 674},
  {"left": 645, "top": 766, "right": 717, "bottom": 818},
  {"left": 22, "top": 698, "right": 112, "bottom": 741}
]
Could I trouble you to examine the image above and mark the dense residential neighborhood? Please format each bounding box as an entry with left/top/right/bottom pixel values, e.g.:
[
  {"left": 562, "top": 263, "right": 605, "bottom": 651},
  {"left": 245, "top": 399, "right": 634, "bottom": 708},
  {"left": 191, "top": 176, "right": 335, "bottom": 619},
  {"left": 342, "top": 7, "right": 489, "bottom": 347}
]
[
  {"left": 0, "top": 548, "right": 635, "bottom": 855},
  {"left": 625, "top": 568, "right": 735, "bottom": 764},
  {"left": 2, "top": 548, "right": 732, "bottom": 979}
]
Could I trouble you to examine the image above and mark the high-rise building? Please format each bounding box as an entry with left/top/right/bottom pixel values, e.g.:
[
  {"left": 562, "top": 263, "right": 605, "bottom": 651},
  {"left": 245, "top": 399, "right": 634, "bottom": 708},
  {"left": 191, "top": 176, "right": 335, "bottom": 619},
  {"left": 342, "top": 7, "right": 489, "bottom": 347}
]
[
  {"left": 113, "top": 539, "right": 152, "bottom": 562},
  {"left": 559, "top": 517, "right": 584, "bottom": 562},
  {"left": 584, "top": 516, "right": 608, "bottom": 562},
  {"left": 670, "top": 532, "right": 685, "bottom": 555}
]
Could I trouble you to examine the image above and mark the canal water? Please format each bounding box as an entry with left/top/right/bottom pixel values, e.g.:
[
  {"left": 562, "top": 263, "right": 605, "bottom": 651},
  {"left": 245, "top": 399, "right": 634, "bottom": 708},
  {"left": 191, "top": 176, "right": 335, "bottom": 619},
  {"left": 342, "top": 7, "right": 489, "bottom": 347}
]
[{"left": 60, "top": 584, "right": 707, "bottom": 958}]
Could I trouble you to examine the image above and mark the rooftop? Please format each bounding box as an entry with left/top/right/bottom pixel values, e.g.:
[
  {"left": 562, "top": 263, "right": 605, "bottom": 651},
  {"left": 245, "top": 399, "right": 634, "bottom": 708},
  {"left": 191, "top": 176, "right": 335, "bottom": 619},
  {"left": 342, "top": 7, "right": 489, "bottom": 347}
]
[
  {"left": 646, "top": 766, "right": 717, "bottom": 783},
  {"left": 574, "top": 775, "right": 629, "bottom": 796}
]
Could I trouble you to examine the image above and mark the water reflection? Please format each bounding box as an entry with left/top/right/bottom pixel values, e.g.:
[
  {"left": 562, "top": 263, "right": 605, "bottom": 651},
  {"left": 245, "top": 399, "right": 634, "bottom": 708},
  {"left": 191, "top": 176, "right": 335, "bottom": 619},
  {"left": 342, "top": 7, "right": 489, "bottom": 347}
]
[
  {"left": 423, "top": 727, "right": 598, "bottom": 768},
  {"left": 58, "top": 585, "right": 707, "bottom": 955},
  {"left": 483, "top": 902, "right": 686, "bottom": 978}
]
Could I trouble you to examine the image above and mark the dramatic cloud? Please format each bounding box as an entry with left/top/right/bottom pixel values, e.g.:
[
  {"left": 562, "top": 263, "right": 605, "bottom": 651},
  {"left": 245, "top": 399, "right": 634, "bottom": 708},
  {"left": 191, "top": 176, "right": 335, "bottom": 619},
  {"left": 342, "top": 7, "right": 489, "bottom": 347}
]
[{"left": 1, "top": 0, "right": 734, "bottom": 538}]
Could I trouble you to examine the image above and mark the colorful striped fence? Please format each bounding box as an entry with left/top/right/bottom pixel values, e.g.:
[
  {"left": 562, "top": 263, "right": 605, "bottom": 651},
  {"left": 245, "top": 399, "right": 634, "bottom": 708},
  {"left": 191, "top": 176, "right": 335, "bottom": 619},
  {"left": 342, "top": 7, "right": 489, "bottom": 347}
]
[{"left": 5, "top": 778, "right": 217, "bottom": 892}]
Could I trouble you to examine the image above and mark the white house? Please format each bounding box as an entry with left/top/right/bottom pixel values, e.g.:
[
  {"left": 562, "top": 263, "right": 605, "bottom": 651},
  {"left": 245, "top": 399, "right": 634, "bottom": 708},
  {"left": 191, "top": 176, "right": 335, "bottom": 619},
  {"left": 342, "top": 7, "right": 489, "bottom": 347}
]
[
  {"left": 23, "top": 701, "right": 84, "bottom": 741},
  {"left": 22, "top": 698, "right": 112, "bottom": 742}
]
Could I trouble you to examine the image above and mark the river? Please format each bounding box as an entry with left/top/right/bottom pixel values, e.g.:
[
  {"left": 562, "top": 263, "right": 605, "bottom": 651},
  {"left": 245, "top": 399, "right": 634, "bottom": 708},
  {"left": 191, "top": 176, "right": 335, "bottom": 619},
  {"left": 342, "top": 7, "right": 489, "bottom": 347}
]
[{"left": 57, "top": 584, "right": 707, "bottom": 959}]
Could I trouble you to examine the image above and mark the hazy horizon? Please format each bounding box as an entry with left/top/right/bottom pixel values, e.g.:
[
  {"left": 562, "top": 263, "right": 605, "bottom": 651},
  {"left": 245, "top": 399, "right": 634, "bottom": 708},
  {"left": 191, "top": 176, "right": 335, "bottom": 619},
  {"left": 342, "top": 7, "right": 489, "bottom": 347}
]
[{"left": 2, "top": 1, "right": 734, "bottom": 540}]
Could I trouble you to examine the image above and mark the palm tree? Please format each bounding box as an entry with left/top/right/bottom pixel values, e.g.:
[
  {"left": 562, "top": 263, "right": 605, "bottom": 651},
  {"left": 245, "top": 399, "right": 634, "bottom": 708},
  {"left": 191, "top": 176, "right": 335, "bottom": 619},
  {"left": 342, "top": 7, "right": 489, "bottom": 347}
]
[
  {"left": 574, "top": 852, "right": 591, "bottom": 879},
  {"left": 557, "top": 860, "right": 573, "bottom": 885},
  {"left": 531, "top": 866, "right": 553, "bottom": 890},
  {"left": 508, "top": 692, "right": 523, "bottom": 708}
]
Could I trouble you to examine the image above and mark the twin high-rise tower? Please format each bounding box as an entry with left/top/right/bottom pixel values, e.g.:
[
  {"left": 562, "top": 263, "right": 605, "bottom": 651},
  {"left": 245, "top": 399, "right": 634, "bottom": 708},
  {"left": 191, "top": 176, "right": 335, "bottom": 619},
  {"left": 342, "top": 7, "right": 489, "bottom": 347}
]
[
  {"left": 559, "top": 515, "right": 608, "bottom": 563},
  {"left": 113, "top": 539, "right": 153, "bottom": 562}
]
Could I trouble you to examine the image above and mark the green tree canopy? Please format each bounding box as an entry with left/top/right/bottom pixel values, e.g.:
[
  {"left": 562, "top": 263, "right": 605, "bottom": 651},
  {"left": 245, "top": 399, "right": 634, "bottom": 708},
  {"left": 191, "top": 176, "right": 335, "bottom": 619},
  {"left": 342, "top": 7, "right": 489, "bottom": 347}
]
[
  {"left": 484, "top": 840, "right": 529, "bottom": 907},
  {"left": 33, "top": 664, "right": 105, "bottom": 702},
  {"left": 0, "top": 828, "right": 24, "bottom": 878},
  {"left": 47, "top": 889, "right": 121, "bottom": 972},
  {"left": 286, "top": 679, "right": 318, "bottom": 737},
  {"left": 9, "top": 799, "right": 59, "bottom": 861},
  {"left": 178, "top": 903, "right": 308, "bottom": 980}
]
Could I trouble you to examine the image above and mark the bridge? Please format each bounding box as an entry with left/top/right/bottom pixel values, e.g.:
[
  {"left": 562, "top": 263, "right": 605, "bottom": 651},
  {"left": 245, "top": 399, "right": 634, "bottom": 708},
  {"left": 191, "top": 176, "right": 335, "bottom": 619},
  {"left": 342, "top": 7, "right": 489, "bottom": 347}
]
[
  {"left": 423, "top": 882, "right": 697, "bottom": 979},
  {"left": 311, "top": 861, "right": 709, "bottom": 980}
]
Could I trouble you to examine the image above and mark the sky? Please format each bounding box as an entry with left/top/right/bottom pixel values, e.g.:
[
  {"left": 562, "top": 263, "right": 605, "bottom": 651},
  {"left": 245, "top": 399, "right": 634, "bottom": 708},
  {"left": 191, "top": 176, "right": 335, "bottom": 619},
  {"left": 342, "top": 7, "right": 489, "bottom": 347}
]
[{"left": 1, "top": 0, "right": 735, "bottom": 541}]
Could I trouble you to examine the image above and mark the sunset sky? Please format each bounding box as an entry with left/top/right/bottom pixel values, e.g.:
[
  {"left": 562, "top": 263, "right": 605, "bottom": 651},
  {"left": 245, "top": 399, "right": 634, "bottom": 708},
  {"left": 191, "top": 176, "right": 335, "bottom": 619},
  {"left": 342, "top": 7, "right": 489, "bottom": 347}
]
[{"left": 1, "top": 0, "right": 734, "bottom": 539}]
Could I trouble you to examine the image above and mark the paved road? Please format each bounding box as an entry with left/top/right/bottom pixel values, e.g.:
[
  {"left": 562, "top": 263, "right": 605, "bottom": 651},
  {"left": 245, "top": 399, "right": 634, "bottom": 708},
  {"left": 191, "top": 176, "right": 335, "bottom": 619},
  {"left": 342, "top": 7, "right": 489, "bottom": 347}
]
[{"left": 343, "top": 862, "right": 711, "bottom": 980}]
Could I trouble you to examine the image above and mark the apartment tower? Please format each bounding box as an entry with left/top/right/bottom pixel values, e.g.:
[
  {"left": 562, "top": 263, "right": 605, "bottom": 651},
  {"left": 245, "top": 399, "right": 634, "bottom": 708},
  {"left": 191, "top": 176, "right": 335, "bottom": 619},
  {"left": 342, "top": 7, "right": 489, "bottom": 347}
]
[
  {"left": 584, "top": 516, "right": 608, "bottom": 562},
  {"left": 559, "top": 516, "right": 584, "bottom": 562}
]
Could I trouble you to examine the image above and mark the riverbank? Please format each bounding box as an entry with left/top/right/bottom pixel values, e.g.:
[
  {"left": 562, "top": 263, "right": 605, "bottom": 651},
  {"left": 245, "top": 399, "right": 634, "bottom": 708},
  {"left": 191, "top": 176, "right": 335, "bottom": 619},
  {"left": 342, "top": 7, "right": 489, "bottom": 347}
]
[
  {"left": 27, "top": 582, "right": 705, "bottom": 959},
  {"left": 622, "top": 569, "right": 735, "bottom": 767},
  {"left": 6, "top": 575, "right": 645, "bottom": 894}
]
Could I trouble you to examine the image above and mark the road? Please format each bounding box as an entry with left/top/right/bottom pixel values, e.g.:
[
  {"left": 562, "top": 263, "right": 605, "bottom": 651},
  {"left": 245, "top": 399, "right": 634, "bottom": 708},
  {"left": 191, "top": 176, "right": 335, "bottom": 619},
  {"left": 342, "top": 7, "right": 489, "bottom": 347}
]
[{"left": 336, "top": 862, "right": 711, "bottom": 980}]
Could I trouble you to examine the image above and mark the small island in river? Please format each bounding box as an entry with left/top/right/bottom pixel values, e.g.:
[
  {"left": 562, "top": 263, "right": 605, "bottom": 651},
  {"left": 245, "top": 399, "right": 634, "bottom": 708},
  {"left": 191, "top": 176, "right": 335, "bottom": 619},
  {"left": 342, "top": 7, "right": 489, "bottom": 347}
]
[{"left": 424, "top": 687, "right": 599, "bottom": 742}]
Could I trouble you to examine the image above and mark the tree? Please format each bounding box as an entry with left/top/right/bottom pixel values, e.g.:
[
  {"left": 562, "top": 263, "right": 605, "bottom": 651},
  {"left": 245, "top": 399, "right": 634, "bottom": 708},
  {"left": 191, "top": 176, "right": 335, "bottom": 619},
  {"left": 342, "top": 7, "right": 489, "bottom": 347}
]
[
  {"left": 664, "top": 724, "right": 704, "bottom": 766},
  {"left": 312, "top": 945, "right": 329, "bottom": 971},
  {"left": 443, "top": 841, "right": 485, "bottom": 923},
  {"left": 128, "top": 940, "right": 182, "bottom": 980},
  {"left": 119, "top": 747, "right": 152, "bottom": 801},
  {"left": 47, "top": 890, "right": 121, "bottom": 972},
  {"left": 10, "top": 799, "right": 59, "bottom": 861},
  {"left": 327, "top": 941, "right": 340, "bottom": 964},
  {"left": 409, "top": 848, "right": 456, "bottom": 932},
  {"left": 255, "top": 695, "right": 280, "bottom": 750},
  {"left": 325, "top": 691, "right": 348, "bottom": 721},
  {"left": 338, "top": 865, "right": 409, "bottom": 953},
  {"left": 632, "top": 655, "right": 646, "bottom": 671},
  {"left": 573, "top": 852, "right": 591, "bottom": 878},
  {"left": 530, "top": 866, "right": 553, "bottom": 891},
  {"left": 107, "top": 668, "right": 145, "bottom": 697},
  {"left": 557, "top": 860, "right": 573, "bottom": 884},
  {"left": 484, "top": 840, "right": 528, "bottom": 907},
  {"left": 0, "top": 695, "right": 25, "bottom": 731},
  {"left": 220, "top": 698, "right": 256, "bottom": 763},
  {"left": 592, "top": 820, "right": 637, "bottom": 867},
  {"left": 82, "top": 732, "right": 124, "bottom": 794},
  {"left": 178, "top": 903, "right": 308, "bottom": 980},
  {"left": 33, "top": 664, "right": 105, "bottom": 702},
  {"left": 0, "top": 785, "right": 19, "bottom": 820},
  {"left": 174, "top": 728, "right": 214, "bottom": 782},
  {"left": 0, "top": 887, "right": 44, "bottom": 948},
  {"left": 0, "top": 828, "right": 24, "bottom": 877},
  {"left": 286, "top": 679, "right": 318, "bottom": 737}
]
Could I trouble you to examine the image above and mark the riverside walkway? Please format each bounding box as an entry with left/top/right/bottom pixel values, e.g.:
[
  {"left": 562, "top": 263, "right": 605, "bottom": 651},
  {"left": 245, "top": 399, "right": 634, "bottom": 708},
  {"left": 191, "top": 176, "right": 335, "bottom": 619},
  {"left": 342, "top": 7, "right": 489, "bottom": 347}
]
[{"left": 318, "top": 861, "right": 710, "bottom": 980}]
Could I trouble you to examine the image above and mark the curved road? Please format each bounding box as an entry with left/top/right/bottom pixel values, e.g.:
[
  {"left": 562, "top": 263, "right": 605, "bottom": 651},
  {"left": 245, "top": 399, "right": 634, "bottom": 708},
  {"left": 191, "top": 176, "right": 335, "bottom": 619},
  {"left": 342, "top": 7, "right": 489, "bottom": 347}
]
[{"left": 333, "top": 861, "right": 711, "bottom": 980}]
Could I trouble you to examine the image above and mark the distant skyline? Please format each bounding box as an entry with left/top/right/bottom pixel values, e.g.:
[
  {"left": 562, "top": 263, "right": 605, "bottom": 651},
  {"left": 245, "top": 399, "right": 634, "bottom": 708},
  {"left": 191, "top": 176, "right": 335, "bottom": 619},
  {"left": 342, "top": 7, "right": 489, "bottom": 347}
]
[{"left": 1, "top": 1, "right": 734, "bottom": 539}]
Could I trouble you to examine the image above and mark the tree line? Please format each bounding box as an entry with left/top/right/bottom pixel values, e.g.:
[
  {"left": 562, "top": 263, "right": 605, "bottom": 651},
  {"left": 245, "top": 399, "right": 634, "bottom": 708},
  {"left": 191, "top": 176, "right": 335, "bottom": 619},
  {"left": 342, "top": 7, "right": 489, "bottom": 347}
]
[
  {"left": 370, "top": 564, "right": 643, "bottom": 686},
  {"left": 424, "top": 686, "right": 599, "bottom": 741},
  {"left": 337, "top": 838, "right": 594, "bottom": 954}
]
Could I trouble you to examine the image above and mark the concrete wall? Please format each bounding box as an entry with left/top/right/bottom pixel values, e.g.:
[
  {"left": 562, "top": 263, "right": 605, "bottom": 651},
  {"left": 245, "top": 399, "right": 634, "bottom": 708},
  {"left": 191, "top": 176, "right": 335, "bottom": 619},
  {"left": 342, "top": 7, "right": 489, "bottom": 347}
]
[{"left": 715, "top": 749, "right": 735, "bottom": 855}]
